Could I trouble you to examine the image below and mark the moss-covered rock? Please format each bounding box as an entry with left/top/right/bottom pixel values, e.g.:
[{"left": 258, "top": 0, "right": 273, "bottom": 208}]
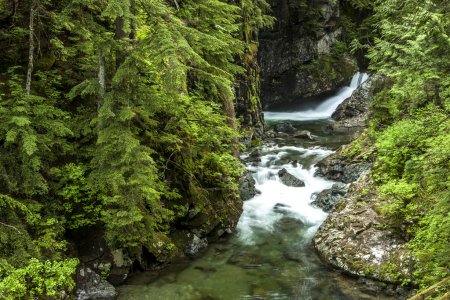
[{"left": 313, "top": 171, "right": 413, "bottom": 285}]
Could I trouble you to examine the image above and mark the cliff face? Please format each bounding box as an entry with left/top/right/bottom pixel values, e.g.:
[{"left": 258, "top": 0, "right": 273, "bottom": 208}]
[
  {"left": 258, "top": 0, "right": 356, "bottom": 109},
  {"left": 235, "top": 47, "right": 266, "bottom": 139}
]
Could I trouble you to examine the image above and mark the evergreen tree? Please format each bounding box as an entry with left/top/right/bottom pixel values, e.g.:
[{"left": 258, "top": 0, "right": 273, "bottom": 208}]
[
  {"left": 0, "top": 0, "right": 273, "bottom": 296},
  {"left": 359, "top": 0, "right": 450, "bottom": 289}
]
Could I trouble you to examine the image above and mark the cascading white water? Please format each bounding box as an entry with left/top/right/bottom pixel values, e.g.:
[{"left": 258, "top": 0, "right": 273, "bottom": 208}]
[
  {"left": 237, "top": 72, "right": 368, "bottom": 244},
  {"left": 117, "top": 71, "right": 381, "bottom": 300},
  {"left": 237, "top": 145, "right": 334, "bottom": 244},
  {"left": 264, "top": 72, "right": 369, "bottom": 121}
]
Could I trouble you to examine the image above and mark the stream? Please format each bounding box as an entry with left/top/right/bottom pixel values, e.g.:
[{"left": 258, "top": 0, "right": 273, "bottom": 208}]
[{"left": 117, "top": 73, "right": 393, "bottom": 300}]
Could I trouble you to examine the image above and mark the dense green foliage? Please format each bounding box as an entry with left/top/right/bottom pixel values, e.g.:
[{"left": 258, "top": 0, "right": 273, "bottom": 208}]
[
  {"left": 347, "top": 0, "right": 450, "bottom": 290},
  {"left": 1, "top": 0, "right": 448, "bottom": 296},
  {"left": 0, "top": 0, "right": 272, "bottom": 297},
  {"left": 0, "top": 258, "right": 78, "bottom": 299}
]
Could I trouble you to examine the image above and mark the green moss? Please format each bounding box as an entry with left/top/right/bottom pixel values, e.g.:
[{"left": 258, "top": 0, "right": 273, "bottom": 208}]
[
  {"left": 380, "top": 260, "right": 411, "bottom": 286},
  {"left": 340, "top": 131, "right": 374, "bottom": 161}
]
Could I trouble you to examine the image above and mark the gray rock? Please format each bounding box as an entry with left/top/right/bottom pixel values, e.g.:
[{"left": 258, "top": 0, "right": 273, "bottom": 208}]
[
  {"left": 278, "top": 168, "right": 305, "bottom": 187},
  {"left": 317, "top": 0, "right": 340, "bottom": 22},
  {"left": 245, "top": 148, "right": 262, "bottom": 164},
  {"left": 274, "top": 122, "right": 296, "bottom": 133},
  {"left": 331, "top": 182, "right": 349, "bottom": 194},
  {"left": 293, "top": 130, "right": 314, "bottom": 140},
  {"left": 264, "top": 130, "right": 276, "bottom": 138},
  {"left": 239, "top": 171, "right": 261, "bottom": 201},
  {"left": 331, "top": 75, "right": 388, "bottom": 132},
  {"left": 311, "top": 183, "right": 349, "bottom": 212},
  {"left": 317, "top": 28, "right": 342, "bottom": 55},
  {"left": 76, "top": 267, "right": 117, "bottom": 300},
  {"left": 185, "top": 234, "right": 208, "bottom": 256},
  {"left": 273, "top": 203, "right": 291, "bottom": 214},
  {"left": 315, "top": 153, "right": 371, "bottom": 183},
  {"left": 249, "top": 148, "right": 261, "bottom": 158}
]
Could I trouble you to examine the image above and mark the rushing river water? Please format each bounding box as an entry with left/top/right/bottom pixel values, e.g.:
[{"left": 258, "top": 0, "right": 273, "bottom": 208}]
[{"left": 117, "top": 73, "right": 393, "bottom": 300}]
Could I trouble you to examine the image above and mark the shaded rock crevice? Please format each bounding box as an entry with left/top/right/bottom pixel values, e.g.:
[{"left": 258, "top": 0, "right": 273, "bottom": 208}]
[{"left": 259, "top": 0, "right": 357, "bottom": 109}]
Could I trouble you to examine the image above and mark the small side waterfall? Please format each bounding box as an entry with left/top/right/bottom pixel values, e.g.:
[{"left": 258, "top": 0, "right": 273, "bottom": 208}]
[{"left": 264, "top": 72, "right": 369, "bottom": 121}]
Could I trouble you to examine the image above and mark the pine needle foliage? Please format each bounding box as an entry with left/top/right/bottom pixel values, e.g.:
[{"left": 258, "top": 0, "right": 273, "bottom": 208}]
[
  {"left": 0, "top": 0, "right": 273, "bottom": 296},
  {"left": 361, "top": 0, "right": 450, "bottom": 290}
]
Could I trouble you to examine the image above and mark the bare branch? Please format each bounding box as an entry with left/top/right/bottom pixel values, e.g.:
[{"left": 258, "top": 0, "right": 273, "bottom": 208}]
[
  {"left": 0, "top": 221, "right": 21, "bottom": 234},
  {"left": 173, "top": 0, "right": 180, "bottom": 10}
]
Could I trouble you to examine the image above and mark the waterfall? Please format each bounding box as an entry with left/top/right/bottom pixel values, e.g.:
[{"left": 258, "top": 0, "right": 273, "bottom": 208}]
[
  {"left": 117, "top": 71, "right": 378, "bottom": 300},
  {"left": 264, "top": 72, "right": 369, "bottom": 121},
  {"left": 237, "top": 74, "right": 369, "bottom": 243}
]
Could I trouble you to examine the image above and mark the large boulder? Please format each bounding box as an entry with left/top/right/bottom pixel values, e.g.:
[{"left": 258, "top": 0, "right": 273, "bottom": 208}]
[
  {"left": 278, "top": 168, "right": 305, "bottom": 187},
  {"left": 313, "top": 172, "right": 412, "bottom": 284},
  {"left": 76, "top": 267, "right": 117, "bottom": 300}
]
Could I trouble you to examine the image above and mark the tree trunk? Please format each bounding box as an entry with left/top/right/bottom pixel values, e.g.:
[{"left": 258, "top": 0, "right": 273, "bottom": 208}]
[
  {"left": 130, "top": 0, "right": 136, "bottom": 43},
  {"left": 25, "top": 5, "right": 35, "bottom": 95},
  {"left": 115, "top": 16, "right": 126, "bottom": 69},
  {"left": 223, "top": 96, "right": 239, "bottom": 157},
  {"left": 98, "top": 49, "right": 105, "bottom": 110}
]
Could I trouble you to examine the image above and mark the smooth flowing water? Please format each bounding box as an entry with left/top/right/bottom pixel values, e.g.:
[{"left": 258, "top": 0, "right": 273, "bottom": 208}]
[{"left": 117, "top": 73, "right": 391, "bottom": 300}]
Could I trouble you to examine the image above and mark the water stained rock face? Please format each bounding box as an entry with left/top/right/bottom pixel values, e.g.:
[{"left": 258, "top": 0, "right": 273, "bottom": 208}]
[
  {"left": 259, "top": 0, "right": 357, "bottom": 109},
  {"left": 331, "top": 75, "right": 390, "bottom": 132}
]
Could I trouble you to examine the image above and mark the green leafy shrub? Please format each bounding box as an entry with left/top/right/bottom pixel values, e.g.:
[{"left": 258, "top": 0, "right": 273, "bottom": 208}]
[{"left": 0, "top": 258, "right": 78, "bottom": 299}]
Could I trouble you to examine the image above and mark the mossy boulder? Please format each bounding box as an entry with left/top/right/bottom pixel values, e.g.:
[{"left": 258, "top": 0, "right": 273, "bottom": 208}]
[{"left": 313, "top": 171, "right": 413, "bottom": 285}]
